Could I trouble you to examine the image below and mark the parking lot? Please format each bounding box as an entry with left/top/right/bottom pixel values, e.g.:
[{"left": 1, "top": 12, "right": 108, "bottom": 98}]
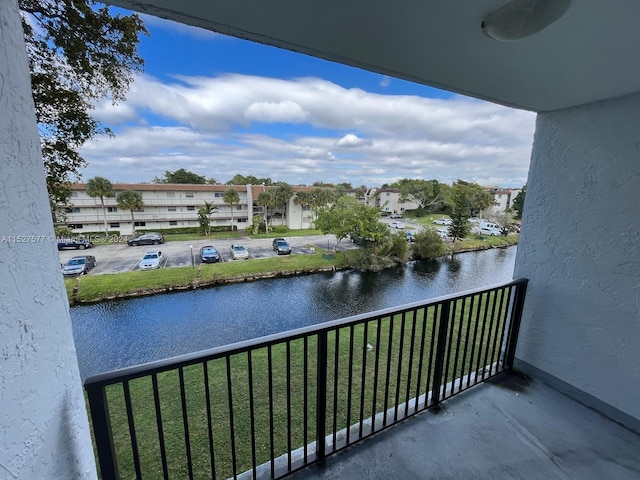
[{"left": 58, "top": 234, "right": 361, "bottom": 275}]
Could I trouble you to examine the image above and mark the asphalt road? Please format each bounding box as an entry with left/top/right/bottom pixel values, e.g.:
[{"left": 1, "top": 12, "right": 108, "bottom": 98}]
[{"left": 57, "top": 234, "right": 362, "bottom": 275}]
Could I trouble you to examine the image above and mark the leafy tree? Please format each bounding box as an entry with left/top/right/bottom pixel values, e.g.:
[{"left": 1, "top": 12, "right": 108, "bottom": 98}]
[
  {"left": 412, "top": 229, "right": 445, "bottom": 260},
  {"left": 207, "top": 177, "right": 220, "bottom": 185},
  {"left": 315, "top": 197, "right": 387, "bottom": 251},
  {"left": 223, "top": 188, "right": 240, "bottom": 231},
  {"left": 226, "top": 174, "right": 272, "bottom": 186},
  {"left": 116, "top": 190, "right": 143, "bottom": 234},
  {"left": 395, "top": 179, "right": 452, "bottom": 212},
  {"left": 453, "top": 180, "right": 495, "bottom": 217},
  {"left": 448, "top": 188, "right": 471, "bottom": 242},
  {"left": 153, "top": 168, "right": 206, "bottom": 184},
  {"left": 511, "top": 185, "right": 526, "bottom": 218},
  {"left": 21, "top": 0, "right": 147, "bottom": 207},
  {"left": 86, "top": 176, "right": 114, "bottom": 238},
  {"left": 197, "top": 201, "right": 218, "bottom": 236},
  {"left": 492, "top": 211, "right": 515, "bottom": 236}
]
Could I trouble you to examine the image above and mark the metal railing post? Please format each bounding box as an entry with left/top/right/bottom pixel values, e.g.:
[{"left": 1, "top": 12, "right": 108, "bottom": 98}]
[
  {"left": 86, "top": 383, "right": 119, "bottom": 479},
  {"left": 316, "top": 330, "right": 328, "bottom": 462},
  {"left": 504, "top": 280, "right": 528, "bottom": 368},
  {"left": 431, "top": 301, "right": 451, "bottom": 407}
]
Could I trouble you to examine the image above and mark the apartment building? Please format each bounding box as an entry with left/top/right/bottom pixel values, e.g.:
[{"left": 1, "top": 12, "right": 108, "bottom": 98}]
[
  {"left": 363, "top": 187, "right": 420, "bottom": 214},
  {"left": 62, "top": 183, "right": 317, "bottom": 234},
  {"left": 486, "top": 187, "right": 522, "bottom": 212}
]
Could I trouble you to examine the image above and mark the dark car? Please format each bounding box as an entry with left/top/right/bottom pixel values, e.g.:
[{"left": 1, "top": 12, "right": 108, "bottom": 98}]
[
  {"left": 405, "top": 231, "right": 416, "bottom": 242},
  {"left": 61, "top": 255, "right": 96, "bottom": 276},
  {"left": 272, "top": 238, "right": 292, "bottom": 255},
  {"left": 57, "top": 238, "right": 93, "bottom": 250},
  {"left": 127, "top": 232, "right": 164, "bottom": 246},
  {"left": 200, "top": 245, "right": 221, "bottom": 263}
]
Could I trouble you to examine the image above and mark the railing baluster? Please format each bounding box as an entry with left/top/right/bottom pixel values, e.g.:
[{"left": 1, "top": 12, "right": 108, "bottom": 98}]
[
  {"left": 303, "top": 337, "right": 309, "bottom": 464},
  {"left": 489, "top": 288, "right": 508, "bottom": 374},
  {"left": 346, "top": 325, "right": 355, "bottom": 444},
  {"left": 394, "top": 312, "right": 407, "bottom": 421},
  {"left": 331, "top": 329, "right": 339, "bottom": 451},
  {"left": 467, "top": 292, "right": 483, "bottom": 387},
  {"left": 425, "top": 304, "right": 439, "bottom": 406},
  {"left": 86, "top": 384, "right": 119, "bottom": 480},
  {"left": 202, "top": 363, "right": 216, "bottom": 480},
  {"left": 414, "top": 307, "right": 428, "bottom": 413},
  {"left": 432, "top": 301, "right": 451, "bottom": 406},
  {"left": 405, "top": 309, "right": 417, "bottom": 415},
  {"left": 474, "top": 292, "right": 491, "bottom": 381},
  {"left": 267, "top": 345, "right": 275, "bottom": 478},
  {"left": 442, "top": 298, "right": 457, "bottom": 399},
  {"left": 225, "top": 357, "right": 238, "bottom": 479},
  {"left": 286, "top": 341, "right": 292, "bottom": 471},
  {"left": 459, "top": 296, "right": 474, "bottom": 392},
  {"left": 247, "top": 350, "right": 257, "bottom": 479},
  {"left": 178, "top": 367, "right": 193, "bottom": 480},
  {"left": 383, "top": 315, "right": 395, "bottom": 426},
  {"left": 371, "top": 317, "right": 382, "bottom": 432},
  {"left": 359, "top": 321, "right": 369, "bottom": 438},
  {"left": 152, "top": 373, "right": 169, "bottom": 480},
  {"left": 316, "top": 331, "right": 328, "bottom": 463},
  {"left": 123, "top": 380, "right": 142, "bottom": 479},
  {"left": 482, "top": 289, "right": 500, "bottom": 379}
]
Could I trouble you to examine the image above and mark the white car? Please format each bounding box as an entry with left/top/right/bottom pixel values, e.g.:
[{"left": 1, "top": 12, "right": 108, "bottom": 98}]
[
  {"left": 139, "top": 251, "right": 163, "bottom": 270},
  {"left": 230, "top": 244, "right": 249, "bottom": 260},
  {"left": 433, "top": 218, "right": 452, "bottom": 225},
  {"left": 479, "top": 226, "right": 502, "bottom": 236},
  {"left": 389, "top": 221, "right": 405, "bottom": 229}
]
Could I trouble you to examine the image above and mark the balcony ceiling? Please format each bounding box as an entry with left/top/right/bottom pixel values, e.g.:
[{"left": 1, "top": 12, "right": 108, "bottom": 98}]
[{"left": 110, "top": 0, "right": 640, "bottom": 112}]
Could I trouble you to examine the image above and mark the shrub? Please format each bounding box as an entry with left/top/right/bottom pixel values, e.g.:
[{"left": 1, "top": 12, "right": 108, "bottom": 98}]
[
  {"left": 411, "top": 229, "right": 445, "bottom": 260},
  {"left": 271, "top": 225, "right": 289, "bottom": 233}
]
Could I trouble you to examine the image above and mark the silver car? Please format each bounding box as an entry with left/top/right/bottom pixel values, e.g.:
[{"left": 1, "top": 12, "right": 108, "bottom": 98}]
[
  {"left": 230, "top": 244, "right": 249, "bottom": 260},
  {"left": 139, "top": 251, "right": 163, "bottom": 270},
  {"left": 62, "top": 255, "right": 96, "bottom": 276}
]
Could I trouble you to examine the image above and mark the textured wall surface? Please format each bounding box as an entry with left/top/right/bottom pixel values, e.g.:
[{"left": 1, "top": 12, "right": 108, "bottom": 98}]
[
  {"left": 0, "top": 1, "right": 97, "bottom": 478},
  {"left": 515, "top": 93, "right": 640, "bottom": 423}
]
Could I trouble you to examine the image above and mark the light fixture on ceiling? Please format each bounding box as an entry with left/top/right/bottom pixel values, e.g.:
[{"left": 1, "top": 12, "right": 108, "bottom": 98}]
[{"left": 481, "top": 0, "right": 571, "bottom": 41}]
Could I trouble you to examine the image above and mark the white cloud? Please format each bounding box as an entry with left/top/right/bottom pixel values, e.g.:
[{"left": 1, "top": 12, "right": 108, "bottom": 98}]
[{"left": 82, "top": 73, "right": 535, "bottom": 187}]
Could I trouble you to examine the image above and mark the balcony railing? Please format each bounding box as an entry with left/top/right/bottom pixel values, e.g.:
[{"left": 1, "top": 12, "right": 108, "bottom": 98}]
[{"left": 85, "top": 278, "right": 527, "bottom": 479}]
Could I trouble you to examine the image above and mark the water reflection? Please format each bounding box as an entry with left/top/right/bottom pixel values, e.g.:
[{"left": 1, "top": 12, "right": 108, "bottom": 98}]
[{"left": 71, "top": 247, "right": 516, "bottom": 380}]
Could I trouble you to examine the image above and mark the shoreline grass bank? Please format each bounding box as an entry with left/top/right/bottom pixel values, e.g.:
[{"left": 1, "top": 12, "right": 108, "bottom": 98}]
[{"left": 65, "top": 236, "right": 518, "bottom": 306}]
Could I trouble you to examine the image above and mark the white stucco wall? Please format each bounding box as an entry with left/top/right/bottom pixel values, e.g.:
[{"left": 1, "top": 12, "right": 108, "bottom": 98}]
[
  {"left": 514, "top": 93, "right": 640, "bottom": 425},
  {"left": 0, "top": 1, "right": 97, "bottom": 478}
]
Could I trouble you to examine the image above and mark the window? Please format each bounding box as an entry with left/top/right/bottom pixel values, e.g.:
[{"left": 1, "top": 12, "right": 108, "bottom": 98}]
[
  {"left": 168, "top": 206, "right": 177, "bottom": 212},
  {"left": 214, "top": 192, "right": 224, "bottom": 198},
  {"left": 185, "top": 192, "right": 195, "bottom": 198},
  {"left": 169, "top": 221, "right": 178, "bottom": 226},
  {"left": 134, "top": 208, "right": 144, "bottom": 212},
  {"left": 187, "top": 220, "right": 196, "bottom": 225},
  {"left": 187, "top": 206, "right": 195, "bottom": 211},
  {"left": 65, "top": 207, "right": 81, "bottom": 213},
  {"left": 237, "top": 218, "right": 247, "bottom": 223},
  {"left": 166, "top": 192, "right": 175, "bottom": 198},
  {"left": 68, "top": 224, "right": 82, "bottom": 229},
  {"left": 107, "top": 207, "right": 118, "bottom": 213},
  {"left": 134, "top": 221, "right": 146, "bottom": 227},
  {"left": 236, "top": 205, "right": 243, "bottom": 210},
  {"left": 70, "top": 191, "right": 78, "bottom": 197},
  {"left": 109, "top": 222, "right": 120, "bottom": 228}
]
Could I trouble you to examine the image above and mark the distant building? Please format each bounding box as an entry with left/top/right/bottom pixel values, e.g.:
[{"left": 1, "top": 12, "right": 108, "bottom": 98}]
[
  {"left": 485, "top": 186, "right": 522, "bottom": 213},
  {"left": 61, "top": 183, "right": 319, "bottom": 234},
  {"left": 363, "top": 188, "right": 420, "bottom": 214}
]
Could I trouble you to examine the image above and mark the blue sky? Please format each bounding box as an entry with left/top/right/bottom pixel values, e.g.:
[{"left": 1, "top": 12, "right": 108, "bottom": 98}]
[{"left": 81, "top": 11, "right": 536, "bottom": 187}]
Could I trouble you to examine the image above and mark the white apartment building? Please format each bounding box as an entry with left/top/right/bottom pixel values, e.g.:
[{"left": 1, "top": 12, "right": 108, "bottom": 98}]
[
  {"left": 62, "top": 183, "right": 318, "bottom": 234},
  {"left": 364, "top": 188, "right": 420, "bottom": 214},
  {"left": 488, "top": 187, "right": 522, "bottom": 213}
]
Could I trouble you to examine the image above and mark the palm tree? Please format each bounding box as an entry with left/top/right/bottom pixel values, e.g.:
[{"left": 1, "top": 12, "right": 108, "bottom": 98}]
[
  {"left": 198, "top": 201, "right": 218, "bottom": 236},
  {"left": 293, "top": 190, "right": 311, "bottom": 228},
  {"left": 116, "top": 190, "right": 144, "bottom": 234},
  {"left": 274, "top": 183, "right": 294, "bottom": 225},
  {"left": 86, "top": 176, "right": 114, "bottom": 239},
  {"left": 256, "top": 190, "right": 277, "bottom": 234},
  {"left": 223, "top": 188, "right": 240, "bottom": 232}
]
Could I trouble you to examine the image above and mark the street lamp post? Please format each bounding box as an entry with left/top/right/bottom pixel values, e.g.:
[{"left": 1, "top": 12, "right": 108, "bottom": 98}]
[{"left": 189, "top": 244, "right": 194, "bottom": 268}]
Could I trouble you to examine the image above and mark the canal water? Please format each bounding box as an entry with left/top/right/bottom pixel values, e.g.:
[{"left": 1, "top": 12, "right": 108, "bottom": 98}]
[{"left": 72, "top": 247, "right": 517, "bottom": 380}]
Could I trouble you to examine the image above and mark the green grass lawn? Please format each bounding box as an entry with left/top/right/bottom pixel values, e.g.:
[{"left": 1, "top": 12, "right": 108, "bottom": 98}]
[{"left": 93, "top": 287, "right": 511, "bottom": 479}]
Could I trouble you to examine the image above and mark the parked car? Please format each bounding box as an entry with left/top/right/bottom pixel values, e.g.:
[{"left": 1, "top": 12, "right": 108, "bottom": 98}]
[
  {"left": 436, "top": 227, "right": 450, "bottom": 239},
  {"left": 389, "top": 221, "right": 405, "bottom": 229},
  {"left": 139, "top": 251, "right": 163, "bottom": 270},
  {"left": 379, "top": 211, "right": 390, "bottom": 217},
  {"left": 433, "top": 218, "right": 452, "bottom": 225},
  {"left": 272, "top": 238, "right": 292, "bottom": 255},
  {"left": 200, "top": 246, "right": 220, "bottom": 263},
  {"left": 127, "top": 232, "right": 164, "bottom": 246},
  {"left": 57, "top": 238, "right": 93, "bottom": 250},
  {"left": 390, "top": 213, "right": 404, "bottom": 219},
  {"left": 479, "top": 226, "right": 502, "bottom": 236},
  {"left": 61, "top": 255, "right": 96, "bottom": 276},
  {"left": 230, "top": 244, "right": 249, "bottom": 260},
  {"left": 405, "top": 231, "right": 416, "bottom": 242}
]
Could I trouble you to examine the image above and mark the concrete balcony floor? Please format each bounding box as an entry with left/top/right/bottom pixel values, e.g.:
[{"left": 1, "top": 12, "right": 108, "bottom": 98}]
[{"left": 292, "top": 372, "right": 640, "bottom": 480}]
